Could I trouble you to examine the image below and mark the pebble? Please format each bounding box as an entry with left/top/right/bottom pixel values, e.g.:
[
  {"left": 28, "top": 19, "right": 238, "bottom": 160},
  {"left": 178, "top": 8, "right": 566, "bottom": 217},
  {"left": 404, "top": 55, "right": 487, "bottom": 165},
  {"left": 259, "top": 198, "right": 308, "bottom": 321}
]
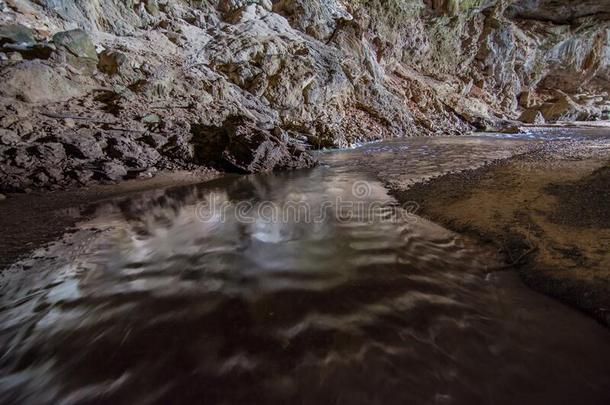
[{"left": 0, "top": 193, "right": 6, "bottom": 201}]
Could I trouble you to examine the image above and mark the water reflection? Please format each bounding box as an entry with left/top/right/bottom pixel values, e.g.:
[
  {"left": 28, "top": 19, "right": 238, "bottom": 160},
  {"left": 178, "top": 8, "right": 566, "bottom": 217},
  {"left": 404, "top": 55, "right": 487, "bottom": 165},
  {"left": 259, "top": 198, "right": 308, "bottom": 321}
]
[{"left": 1, "top": 136, "right": 610, "bottom": 405}]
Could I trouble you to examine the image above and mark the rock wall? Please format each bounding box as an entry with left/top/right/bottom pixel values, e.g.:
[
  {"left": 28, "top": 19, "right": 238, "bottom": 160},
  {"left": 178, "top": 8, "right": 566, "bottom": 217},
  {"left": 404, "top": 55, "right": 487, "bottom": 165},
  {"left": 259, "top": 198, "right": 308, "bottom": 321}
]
[{"left": 0, "top": 0, "right": 608, "bottom": 191}]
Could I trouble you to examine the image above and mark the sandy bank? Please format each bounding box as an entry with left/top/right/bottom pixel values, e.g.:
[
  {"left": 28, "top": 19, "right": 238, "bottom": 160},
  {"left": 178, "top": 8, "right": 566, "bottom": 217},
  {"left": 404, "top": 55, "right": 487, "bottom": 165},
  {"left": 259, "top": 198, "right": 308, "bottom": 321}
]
[{"left": 391, "top": 138, "right": 610, "bottom": 325}]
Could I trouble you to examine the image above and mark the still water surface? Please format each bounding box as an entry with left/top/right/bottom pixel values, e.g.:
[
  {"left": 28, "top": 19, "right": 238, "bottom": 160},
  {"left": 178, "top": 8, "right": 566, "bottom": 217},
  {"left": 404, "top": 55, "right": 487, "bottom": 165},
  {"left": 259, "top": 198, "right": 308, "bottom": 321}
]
[{"left": 1, "top": 133, "right": 609, "bottom": 404}]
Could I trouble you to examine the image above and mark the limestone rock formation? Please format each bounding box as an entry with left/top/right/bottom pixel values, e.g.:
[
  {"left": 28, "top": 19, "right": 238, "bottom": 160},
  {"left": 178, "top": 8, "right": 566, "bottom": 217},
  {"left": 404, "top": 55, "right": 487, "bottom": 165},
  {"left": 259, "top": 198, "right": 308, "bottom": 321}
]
[
  {"left": 0, "top": 0, "right": 608, "bottom": 191},
  {"left": 192, "top": 116, "right": 316, "bottom": 173}
]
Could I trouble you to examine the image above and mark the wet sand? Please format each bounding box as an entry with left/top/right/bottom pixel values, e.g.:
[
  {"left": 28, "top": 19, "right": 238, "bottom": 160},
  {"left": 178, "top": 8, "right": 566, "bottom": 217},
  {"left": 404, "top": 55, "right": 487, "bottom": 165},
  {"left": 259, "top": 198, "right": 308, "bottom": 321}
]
[{"left": 392, "top": 136, "right": 610, "bottom": 325}]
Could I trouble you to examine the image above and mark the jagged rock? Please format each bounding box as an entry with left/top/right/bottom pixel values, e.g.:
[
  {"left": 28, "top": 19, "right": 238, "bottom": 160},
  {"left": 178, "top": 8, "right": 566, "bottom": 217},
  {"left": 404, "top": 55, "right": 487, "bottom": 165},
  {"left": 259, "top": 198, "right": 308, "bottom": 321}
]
[
  {"left": 0, "top": 23, "right": 51, "bottom": 60},
  {"left": 29, "top": 143, "right": 66, "bottom": 164},
  {"left": 0, "top": 0, "right": 608, "bottom": 192},
  {"left": 70, "top": 167, "right": 94, "bottom": 185},
  {"left": 162, "top": 134, "right": 195, "bottom": 164},
  {"left": 192, "top": 117, "right": 317, "bottom": 173},
  {"left": 273, "top": 0, "right": 352, "bottom": 41},
  {"left": 518, "top": 91, "right": 538, "bottom": 109},
  {"left": 507, "top": 0, "right": 610, "bottom": 24},
  {"left": 105, "top": 135, "right": 161, "bottom": 169},
  {"left": 219, "top": 0, "right": 271, "bottom": 14},
  {"left": 140, "top": 133, "right": 168, "bottom": 148},
  {"left": 58, "top": 133, "right": 105, "bottom": 160},
  {"left": 98, "top": 161, "right": 128, "bottom": 181}
]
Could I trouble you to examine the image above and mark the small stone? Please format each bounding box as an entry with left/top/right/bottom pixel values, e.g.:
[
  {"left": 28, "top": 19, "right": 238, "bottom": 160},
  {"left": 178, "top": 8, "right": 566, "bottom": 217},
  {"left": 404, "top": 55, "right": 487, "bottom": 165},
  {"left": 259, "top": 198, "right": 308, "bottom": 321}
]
[
  {"left": 63, "top": 118, "right": 76, "bottom": 128},
  {"left": 0, "top": 193, "right": 6, "bottom": 201},
  {"left": 137, "top": 167, "right": 157, "bottom": 179}
]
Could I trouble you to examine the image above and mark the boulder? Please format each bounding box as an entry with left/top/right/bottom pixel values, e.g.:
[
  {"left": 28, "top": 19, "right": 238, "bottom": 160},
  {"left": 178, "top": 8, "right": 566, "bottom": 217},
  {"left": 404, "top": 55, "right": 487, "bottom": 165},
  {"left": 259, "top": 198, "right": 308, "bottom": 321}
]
[
  {"left": 519, "top": 109, "right": 546, "bottom": 124},
  {"left": 0, "top": 24, "right": 36, "bottom": 47},
  {"left": 0, "top": 60, "right": 86, "bottom": 103},
  {"left": 192, "top": 116, "right": 317, "bottom": 173},
  {"left": 57, "top": 133, "right": 105, "bottom": 160},
  {"left": 541, "top": 91, "right": 602, "bottom": 122},
  {"left": 52, "top": 29, "right": 98, "bottom": 71},
  {"left": 139, "top": 133, "right": 168, "bottom": 148}
]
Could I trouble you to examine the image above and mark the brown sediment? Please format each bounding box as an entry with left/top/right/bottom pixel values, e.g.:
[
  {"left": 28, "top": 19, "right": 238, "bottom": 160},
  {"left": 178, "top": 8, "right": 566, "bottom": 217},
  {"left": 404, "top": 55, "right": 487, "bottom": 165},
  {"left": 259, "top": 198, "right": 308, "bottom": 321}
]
[
  {"left": 0, "top": 169, "right": 219, "bottom": 268},
  {"left": 391, "top": 139, "right": 610, "bottom": 325}
]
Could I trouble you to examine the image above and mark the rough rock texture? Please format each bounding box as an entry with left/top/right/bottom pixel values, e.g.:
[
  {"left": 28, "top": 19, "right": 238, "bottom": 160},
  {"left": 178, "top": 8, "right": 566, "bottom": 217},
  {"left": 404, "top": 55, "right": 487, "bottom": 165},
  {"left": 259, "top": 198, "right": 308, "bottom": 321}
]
[{"left": 0, "top": 0, "right": 609, "bottom": 191}]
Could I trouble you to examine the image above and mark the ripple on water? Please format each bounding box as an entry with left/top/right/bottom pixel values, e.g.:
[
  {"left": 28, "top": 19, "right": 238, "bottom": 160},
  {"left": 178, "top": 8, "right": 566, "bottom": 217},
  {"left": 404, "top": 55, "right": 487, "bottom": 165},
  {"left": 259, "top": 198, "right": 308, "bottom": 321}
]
[{"left": 1, "top": 135, "right": 610, "bottom": 405}]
